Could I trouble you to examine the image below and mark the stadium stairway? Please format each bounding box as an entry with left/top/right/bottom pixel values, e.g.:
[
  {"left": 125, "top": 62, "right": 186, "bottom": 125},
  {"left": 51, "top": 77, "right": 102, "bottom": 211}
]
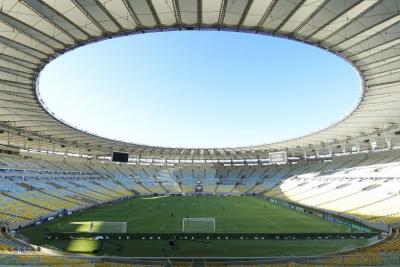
[
  {"left": 244, "top": 181, "right": 260, "bottom": 193},
  {"left": 157, "top": 181, "right": 169, "bottom": 193},
  {"left": 177, "top": 181, "right": 184, "bottom": 193},
  {"left": 212, "top": 183, "right": 220, "bottom": 194},
  {"left": 113, "top": 179, "right": 140, "bottom": 195},
  {"left": 84, "top": 180, "right": 123, "bottom": 199},
  {"left": 84, "top": 163, "right": 113, "bottom": 179},
  {"left": 229, "top": 182, "right": 240, "bottom": 194},
  {"left": 135, "top": 181, "right": 154, "bottom": 194},
  {"left": 89, "top": 180, "right": 126, "bottom": 197},
  {"left": 66, "top": 180, "right": 117, "bottom": 200},
  {"left": 58, "top": 186, "right": 101, "bottom": 204},
  {"left": 37, "top": 189, "right": 82, "bottom": 206}
]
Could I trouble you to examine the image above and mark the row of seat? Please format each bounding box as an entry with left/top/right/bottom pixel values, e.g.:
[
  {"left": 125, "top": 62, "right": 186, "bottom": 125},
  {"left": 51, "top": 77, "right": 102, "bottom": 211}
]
[{"left": 265, "top": 176, "right": 400, "bottom": 224}]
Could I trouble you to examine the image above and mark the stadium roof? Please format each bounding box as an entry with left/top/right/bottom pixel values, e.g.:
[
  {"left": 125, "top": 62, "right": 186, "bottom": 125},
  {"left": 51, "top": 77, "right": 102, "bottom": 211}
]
[{"left": 0, "top": 0, "right": 400, "bottom": 161}]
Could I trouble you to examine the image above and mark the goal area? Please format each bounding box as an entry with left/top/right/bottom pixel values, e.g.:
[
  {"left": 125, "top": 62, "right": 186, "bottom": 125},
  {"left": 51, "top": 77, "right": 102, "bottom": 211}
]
[
  {"left": 68, "top": 221, "right": 127, "bottom": 233},
  {"left": 89, "top": 221, "right": 127, "bottom": 233},
  {"left": 182, "top": 218, "right": 215, "bottom": 233}
]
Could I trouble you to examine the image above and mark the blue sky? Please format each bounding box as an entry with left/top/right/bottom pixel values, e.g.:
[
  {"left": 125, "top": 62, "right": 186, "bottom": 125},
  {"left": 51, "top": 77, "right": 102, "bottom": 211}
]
[{"left": 39, "top": 31, "right": 360, "bottom": 148}]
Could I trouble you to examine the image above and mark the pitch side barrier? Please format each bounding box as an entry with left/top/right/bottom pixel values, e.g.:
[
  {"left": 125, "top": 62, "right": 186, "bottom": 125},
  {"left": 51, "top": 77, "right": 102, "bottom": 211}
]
[{"left": 47, "top": 231, "right": 378, "bottom": 241}]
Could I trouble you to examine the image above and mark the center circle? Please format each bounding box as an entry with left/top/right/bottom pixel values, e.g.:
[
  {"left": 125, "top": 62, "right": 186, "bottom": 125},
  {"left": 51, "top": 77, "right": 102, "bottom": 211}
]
[{"left": 38, "top": 31, "right": 360, "bottom": 148}]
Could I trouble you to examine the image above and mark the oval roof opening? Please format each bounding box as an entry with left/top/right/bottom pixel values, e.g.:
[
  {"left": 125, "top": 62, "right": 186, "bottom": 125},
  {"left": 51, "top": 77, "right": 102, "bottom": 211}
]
[{"left": 38, "top": 31, "right": 360, "bottom": 148}]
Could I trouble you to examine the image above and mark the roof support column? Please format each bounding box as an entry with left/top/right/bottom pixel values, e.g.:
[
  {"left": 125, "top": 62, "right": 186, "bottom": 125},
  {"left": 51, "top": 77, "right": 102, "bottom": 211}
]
[
  {"left": 352, "top": 142, "right": 360, "bottom": 153},
  {"left": 370, "top": 139, "right": 377, "bottom": 151},
  {"left": 385, "top": 136, "right": 392, "bottom": 149},
  {"left": 328, "top": 147, "right": 333, "bottom": 157},
  {"left": 340, "top": 143, "right": 346, "bottom": 154}
]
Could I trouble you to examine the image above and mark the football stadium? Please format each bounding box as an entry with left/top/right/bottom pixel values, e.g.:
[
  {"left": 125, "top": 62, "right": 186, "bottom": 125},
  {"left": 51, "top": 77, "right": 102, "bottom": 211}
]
[{"left": 0, "top": 0, "right": 400, "bottom": 266}]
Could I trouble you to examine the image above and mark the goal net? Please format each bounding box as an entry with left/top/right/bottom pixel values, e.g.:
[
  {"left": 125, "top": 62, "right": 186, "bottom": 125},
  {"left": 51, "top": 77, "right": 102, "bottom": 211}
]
[{"left": 182, "top": 218, "right": 215, "bottom": 233}]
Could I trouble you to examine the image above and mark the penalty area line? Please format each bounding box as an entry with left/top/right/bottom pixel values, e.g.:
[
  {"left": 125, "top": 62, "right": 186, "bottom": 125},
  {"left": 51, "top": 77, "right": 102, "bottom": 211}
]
[{"left": 263, "top": 217, "right": 282, "bottom": 231}]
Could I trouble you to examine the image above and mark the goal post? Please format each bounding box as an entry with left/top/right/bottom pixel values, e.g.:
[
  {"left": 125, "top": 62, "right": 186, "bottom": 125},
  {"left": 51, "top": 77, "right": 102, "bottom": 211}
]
[{"left": 182, "top": 218, "right": 216, "bottom": 233}]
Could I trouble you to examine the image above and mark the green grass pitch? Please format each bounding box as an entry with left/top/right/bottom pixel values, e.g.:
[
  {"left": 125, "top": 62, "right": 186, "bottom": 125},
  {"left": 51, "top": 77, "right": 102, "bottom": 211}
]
[
  {"left": 20, "top": 196, "right": 369, "bottom": 257},
  {"left": 47, "top": 195, "right": 348, "bottom": 233}
]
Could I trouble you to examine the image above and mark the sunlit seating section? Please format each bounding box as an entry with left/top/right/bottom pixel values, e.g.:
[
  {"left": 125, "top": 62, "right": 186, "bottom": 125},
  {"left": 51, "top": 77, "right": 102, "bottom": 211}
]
[
  {"left": 11, "top": 254, "right": 168, "bottom": 266},
  {"left": 14, "top": 255, "right": 91, "bottom": 266},
  {"left": 15, "top": 191, "right": 76, "bottom": 211},
  {"left": 369, "top": 229, "right": 400, "bottom": 253},
  {"left": 0, "top": 194, "right": 48, "bottom": 220},
  {"left": 0, "top": 157, "right": 217, "bottom": 224},
  {"left": 0, "top": 171, "right": 141, "bottom": 224},
  {"left": 319, "top": 254, "right": 384, "bottom": 266},
  {"left": 312, "top": 180, "right": 379, "bottom": 212},
  {"left": 267, "top": 175, "right": 400, "bottom": 224},
  {"left": 0, "top": 213, "right": 22, "bottom": 223},
  {"left": 351, "top": 194, "right": 400, "bottom": 224}
]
